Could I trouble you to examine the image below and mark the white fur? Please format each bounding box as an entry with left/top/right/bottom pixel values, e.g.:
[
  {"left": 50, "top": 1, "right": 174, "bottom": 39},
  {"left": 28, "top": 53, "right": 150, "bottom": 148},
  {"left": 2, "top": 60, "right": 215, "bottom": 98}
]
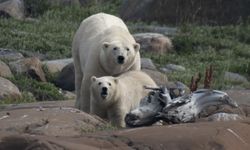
[
  {"left": 90, "top": 71, "right": 157, "bottom": 127},
  {"left": 72, "top": 13, "right": 141, "bottom": 112}
]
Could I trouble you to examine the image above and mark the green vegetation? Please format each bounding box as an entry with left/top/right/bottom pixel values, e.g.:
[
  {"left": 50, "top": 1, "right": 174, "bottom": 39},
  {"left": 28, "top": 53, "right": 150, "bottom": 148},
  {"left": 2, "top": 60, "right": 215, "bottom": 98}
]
[
  {"left": 9, "top": 74, "right": 65, "bottom": 101},
  {"left": 0, "top": 1, "right": 249, "bottom": 104},
  {"left": 145, "top": 24, "right": 250, "bottom": 89}
]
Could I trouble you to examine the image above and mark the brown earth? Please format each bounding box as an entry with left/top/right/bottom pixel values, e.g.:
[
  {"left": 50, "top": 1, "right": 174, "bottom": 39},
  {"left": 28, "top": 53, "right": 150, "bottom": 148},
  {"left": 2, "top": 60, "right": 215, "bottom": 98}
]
[{"left": 0, "top": 90, "right": 250, "bottom": 150}]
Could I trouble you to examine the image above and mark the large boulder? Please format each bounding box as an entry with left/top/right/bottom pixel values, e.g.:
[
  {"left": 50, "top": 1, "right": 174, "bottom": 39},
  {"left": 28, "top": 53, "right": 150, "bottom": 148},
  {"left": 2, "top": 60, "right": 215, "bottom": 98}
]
[
  {"left": 54, "top": 62, "right": 75, "bottom": 91},
  {"left": 42, "top": 58, "right": 73, "bottom": 74},
  {"left": 0, "top": 48, "right": 24, "bottom": 61},
  {"left": 224, "top": 72, "right": 248, "bottom": 84},
  {"left": 120, "top": 0, "right": 250, "bottom": 25},
  {"left": 142, "top": 69, "right": 168, "bottom": 86},
  {"left": 0, "top": 77, "right": 21, "bottom": 100},
  {"left": 0, "top": 0, "right": 25, "bottom": 20},
  {"left": 134, "top": 33, "right": 173, "bottom": 54},
  {"left": 9, "top": 57, "right": 46, "bottom": 82},
  {"left": 0, "top": 60, "right": 13, "bottom": 78},
  {"left": 0, "top": 100, "right": 108, "bottom": 137},
  {"left": 141, "top": 58, "right": 157, "bottom": 70}
]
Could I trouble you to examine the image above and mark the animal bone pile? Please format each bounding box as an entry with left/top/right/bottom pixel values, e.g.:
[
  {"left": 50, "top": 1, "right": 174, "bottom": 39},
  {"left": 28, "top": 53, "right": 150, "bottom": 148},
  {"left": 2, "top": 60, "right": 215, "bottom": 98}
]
[{"left": 125, "top": 86, "right": 239, "bottom": 127}]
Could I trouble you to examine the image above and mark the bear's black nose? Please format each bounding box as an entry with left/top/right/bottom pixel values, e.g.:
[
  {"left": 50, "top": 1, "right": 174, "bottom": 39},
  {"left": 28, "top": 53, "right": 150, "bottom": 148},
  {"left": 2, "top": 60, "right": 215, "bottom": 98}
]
[
  {"left": 117, "top": 55, "right": 125, "bottom": 64},
  {"left": 102, "top": 87, "right": 107, "bottom": 92}
]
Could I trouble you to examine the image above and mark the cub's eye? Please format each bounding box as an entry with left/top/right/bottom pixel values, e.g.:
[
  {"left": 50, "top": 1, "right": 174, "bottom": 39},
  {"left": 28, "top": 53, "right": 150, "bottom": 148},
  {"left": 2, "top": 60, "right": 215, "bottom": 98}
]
[
  {"left": 113, "top": 47, "right": 118, "bottom": 51},
  {"left": 98, "top": 82, "right": 102, "bottom": 85},
  {"left": 126, "top": 48, "right": 130, "bottom": 51},
  {"left": 108, "top": 82, "right": 111, "bottom": 86}
]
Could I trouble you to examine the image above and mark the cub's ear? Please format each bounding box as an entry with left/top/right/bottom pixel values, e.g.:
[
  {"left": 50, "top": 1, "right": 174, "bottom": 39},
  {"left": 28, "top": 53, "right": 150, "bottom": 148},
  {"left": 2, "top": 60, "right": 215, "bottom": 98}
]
[
  {"left": 133, "top": 43, "right": 140, "bottom": 52},
  {"left": 91, "top": 76, "right": 97, "bottom": 82},
  {"left": 102, "top": 42, "right": 110, "bottom": 50}
]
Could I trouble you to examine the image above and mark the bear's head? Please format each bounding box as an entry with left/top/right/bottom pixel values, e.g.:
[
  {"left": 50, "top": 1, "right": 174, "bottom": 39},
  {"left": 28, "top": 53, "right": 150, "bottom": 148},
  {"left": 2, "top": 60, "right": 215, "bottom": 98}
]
[
  {"left": 90, "top": 76, "right": 118, "bottom": 105},
  {"left": 100, "top": 40, "right": 140, "bottom": 75}
]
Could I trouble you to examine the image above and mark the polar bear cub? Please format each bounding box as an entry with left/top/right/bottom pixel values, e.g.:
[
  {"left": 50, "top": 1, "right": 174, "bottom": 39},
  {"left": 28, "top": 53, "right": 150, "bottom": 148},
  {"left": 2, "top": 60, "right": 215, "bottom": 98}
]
[
  {"left": 90, "top": 71, "right": 157, "bottom": 127},
  {"left": 72, "top": 13, "right": 141, "bottom": 112}
]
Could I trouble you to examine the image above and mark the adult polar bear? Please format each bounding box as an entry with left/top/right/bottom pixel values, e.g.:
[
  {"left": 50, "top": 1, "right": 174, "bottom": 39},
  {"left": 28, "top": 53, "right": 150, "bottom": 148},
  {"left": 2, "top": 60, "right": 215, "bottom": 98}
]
[{"left": 72, "top": 13, "right": 141, "bottom": 112}]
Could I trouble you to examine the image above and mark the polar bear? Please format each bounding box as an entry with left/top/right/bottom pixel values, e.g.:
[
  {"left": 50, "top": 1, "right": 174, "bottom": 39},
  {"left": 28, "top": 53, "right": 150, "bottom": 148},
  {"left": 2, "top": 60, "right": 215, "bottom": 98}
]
[
  {"left": 90, "top": 71, "right": 157, "bottom": 127},
  {"left": 72, "top": 13, "right": 141, "bottom": 112}
]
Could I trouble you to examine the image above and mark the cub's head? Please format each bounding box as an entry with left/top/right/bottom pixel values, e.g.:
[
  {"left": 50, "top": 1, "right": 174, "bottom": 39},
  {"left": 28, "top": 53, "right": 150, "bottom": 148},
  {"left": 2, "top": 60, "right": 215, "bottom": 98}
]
[
  {"left": 90, "top": 76, "right": 118, "bottom": 104},
  {"left": 101, "top": 41, "right": 140, "bottom": 71}
]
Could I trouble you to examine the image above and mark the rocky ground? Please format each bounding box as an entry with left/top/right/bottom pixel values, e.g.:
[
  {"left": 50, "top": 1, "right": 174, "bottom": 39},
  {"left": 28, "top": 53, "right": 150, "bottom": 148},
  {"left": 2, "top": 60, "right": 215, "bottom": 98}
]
[{"left": 0, "top": 90, "right": 250, "bottom": 150}]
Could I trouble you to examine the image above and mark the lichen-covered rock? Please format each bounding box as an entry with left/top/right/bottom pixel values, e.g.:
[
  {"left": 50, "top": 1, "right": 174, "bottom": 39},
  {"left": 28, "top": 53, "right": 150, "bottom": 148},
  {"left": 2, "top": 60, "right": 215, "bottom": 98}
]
[
  {"left": 0, "top": 60, "right": 13, "bottom": 78},
  {"left": 141, "top": 58, "right": 157, "bottom": 70},
  {"left": 224, "top": 72, "right": 248, "bottom": 83},
  {"left": 134, "top": 33, "right": 173, "bottom": 54},
  {"left": 0, "top": 0, "right": 25, "bottom": 20},
  {"left": 0, "top": 48, "right": 24, "bottom": 61},
  {"left": 42, "top": 58, "right": 73, "bottom": 74},
  {"left": 9, "top": 57, "right": 46, "bottom": 82},
  {"left": 142, "top": 69, "right": 168, "bottom": 86},
  {"left": 0, "top": 77, "right": 21, "bottom": 100},
  {"left": 54, "top": 62, "right": 75, "bottom": 91}
]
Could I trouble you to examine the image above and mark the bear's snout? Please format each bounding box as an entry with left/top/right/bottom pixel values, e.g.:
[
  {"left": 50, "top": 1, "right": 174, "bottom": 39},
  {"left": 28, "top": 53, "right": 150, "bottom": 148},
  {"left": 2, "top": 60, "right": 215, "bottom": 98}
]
[
  {"left": 117, "top": 55, "right": 125, "bottom": 64},
  {"left": 101, "top": 87, "right": 108, "bottom": 99}
]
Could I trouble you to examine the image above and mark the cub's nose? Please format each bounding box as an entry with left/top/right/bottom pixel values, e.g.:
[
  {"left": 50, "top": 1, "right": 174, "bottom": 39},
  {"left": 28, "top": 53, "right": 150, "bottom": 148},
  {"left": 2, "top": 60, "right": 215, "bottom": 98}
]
[
  {"left": 102, "top": 87, "right": 107, "bottom": 92},
  {"left": 117, "top": 55, "right": 125, "bottom": 64}
]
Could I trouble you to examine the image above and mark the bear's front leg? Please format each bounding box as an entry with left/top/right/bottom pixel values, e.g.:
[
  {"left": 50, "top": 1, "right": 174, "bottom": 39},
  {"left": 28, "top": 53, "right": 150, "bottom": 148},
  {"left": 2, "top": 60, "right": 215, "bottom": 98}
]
[
  {"left": 90, "top": 95, "right": 107, "bottom": 119},
  {"left": 108, "top": 106, "right": 126, "bottom": 127},
  {"left": 79, "top": 77, "right": 91, "bottom": 113}
]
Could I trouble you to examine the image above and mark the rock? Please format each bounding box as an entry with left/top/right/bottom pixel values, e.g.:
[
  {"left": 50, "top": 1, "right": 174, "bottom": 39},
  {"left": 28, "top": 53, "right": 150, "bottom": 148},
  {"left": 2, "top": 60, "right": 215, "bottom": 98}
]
[
  {"left": 142, "top": 69, "right": 168, "bottom": 86},
  {"left": 141, "top": 58, "right": 156, "bottom": 70},
  {"left": 163, "top": 64, "right": 186, "bottom": 72},
  {"left": 43, "top": 58, "right": 73, "bottom": 74},
  {"left": 9, "top": 57, "right": 46, "bottom": 82},
  {"left": 48, "top": 0, "right": 80, "bottom": 6},
  {"left": 54, "top": 62, "right": 75, "bottom": 91},
  {"left": 130, "top": 25, "right": 177, "bottom": 36},
  {"left": 1, "top": 120, "right": 250, "bottom": 149},
  {"left": 224, "top": 72, "right": 248, "bottom": 83},
  {"left": 0, "top": 60, "right": 13, "bottom": 78},
  {"left": 62, "top": 91, "right": 76, "bottom": 100},
  {"left": 0, "top": 100, "right": 108, "bottom": 137},
  {"left": 0, "top": 48, "right": 24, "bottom": 61},
  {"left": 134, "top": 33, "right": 173, "bottom": 54},
  {"left": 0, "top": 0, "right": 25, "bottom": 20},
  {"left": 19, "top": 50, "right": 47, "bottom": 61},
  {"left": 0, "top": 77, "right": 21, "bottom": 100},
  {"left": 120, "top": 0, "right": 250, "bottom": 25}
]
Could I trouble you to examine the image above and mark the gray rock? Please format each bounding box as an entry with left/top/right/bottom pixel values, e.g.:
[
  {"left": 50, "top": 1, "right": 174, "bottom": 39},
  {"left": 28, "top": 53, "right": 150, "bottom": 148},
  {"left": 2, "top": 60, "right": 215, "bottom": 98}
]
[
  {"left": 159, "top": 67, "right": 173, "bottom": 74},
  {"left": 0, "top": 0, "right": 24, "bottom": 20},
  {"left": 54, "top": 62, "right": 75, "bottom": 91},
  {"left": 0, "top": 48, "right": 24, "bottom": 61},
  {"left": 0, "top": 60, "right": 13, "bottom": 78},
  {"left": 62, "top": 90, "right": 76, "bottom": 100},
  {"left": 164, "top": 64, "right": 186, "bottom": 72},
  {"left": 134, "top": 33, "right": 173, "bottom": 54},
  {"left": 0, "top": 77, "right": 21, "bottom": 100},
  {"left": 224, "top": 72, "right": 248, "bottom": 83},
  {"left": 130, "top": 25, "right": 177, "bottom": 36},
  {"left": 9, "top": 57, "right": 46, "bottom": 82},
  {"left": 142, "top": 69, "right": 168, "bottom": 86},
  {"left": 43, "top": 58, "right": 73, "bottom": 74},
  {"left": 141, "top": 58, "right": 157, "bottom": 70}
]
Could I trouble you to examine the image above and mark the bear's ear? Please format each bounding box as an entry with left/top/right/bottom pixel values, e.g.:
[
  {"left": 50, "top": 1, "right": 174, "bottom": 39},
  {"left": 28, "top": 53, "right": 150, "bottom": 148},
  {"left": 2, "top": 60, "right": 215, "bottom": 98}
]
[
  {"left": 114, "top": 78, "right": 118, "bottom": 84},
  {"left": 91, "top": 76, "right": 97, "bottom": 82},
  {"left": 102, "top": 42, "right": 110, "bottom": 50},
  {"left": 133, "top": 43, "right": 140, "bottom": 52}
]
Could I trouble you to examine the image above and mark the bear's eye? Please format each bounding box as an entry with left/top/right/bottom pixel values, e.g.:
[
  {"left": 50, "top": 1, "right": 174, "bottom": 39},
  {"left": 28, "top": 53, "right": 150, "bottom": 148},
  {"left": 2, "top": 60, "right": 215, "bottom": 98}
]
[
  {"left": 126, "top": 48, "right": 130, "bottom": 51},
  {"left": 98, "top": 82, "right": 102, "bottom": 85},
  {"left": 108, "top": 82, "right": 111, "bottom": 86},
  {"left": 113, "top": 47, "right": 118, "bottom": 51}
]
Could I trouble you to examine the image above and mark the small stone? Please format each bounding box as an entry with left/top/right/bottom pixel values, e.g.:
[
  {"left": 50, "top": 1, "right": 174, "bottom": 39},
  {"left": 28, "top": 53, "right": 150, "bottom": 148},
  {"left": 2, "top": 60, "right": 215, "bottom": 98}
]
[{"left": 141, "top": 58, "right": 157, "bottom": 70}]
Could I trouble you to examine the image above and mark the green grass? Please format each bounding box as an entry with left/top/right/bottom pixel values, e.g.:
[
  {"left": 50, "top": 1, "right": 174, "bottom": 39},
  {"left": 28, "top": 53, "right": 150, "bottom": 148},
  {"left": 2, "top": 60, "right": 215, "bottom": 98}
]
[
  {"left": 0, "top": 0, "right": 121, "bottom": 59},
  {"left": 0, "top": 1, "right": 250, "bottom": 105},
  {"left": 143, "top": 24, "right": 250, "bottom": 89}
]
